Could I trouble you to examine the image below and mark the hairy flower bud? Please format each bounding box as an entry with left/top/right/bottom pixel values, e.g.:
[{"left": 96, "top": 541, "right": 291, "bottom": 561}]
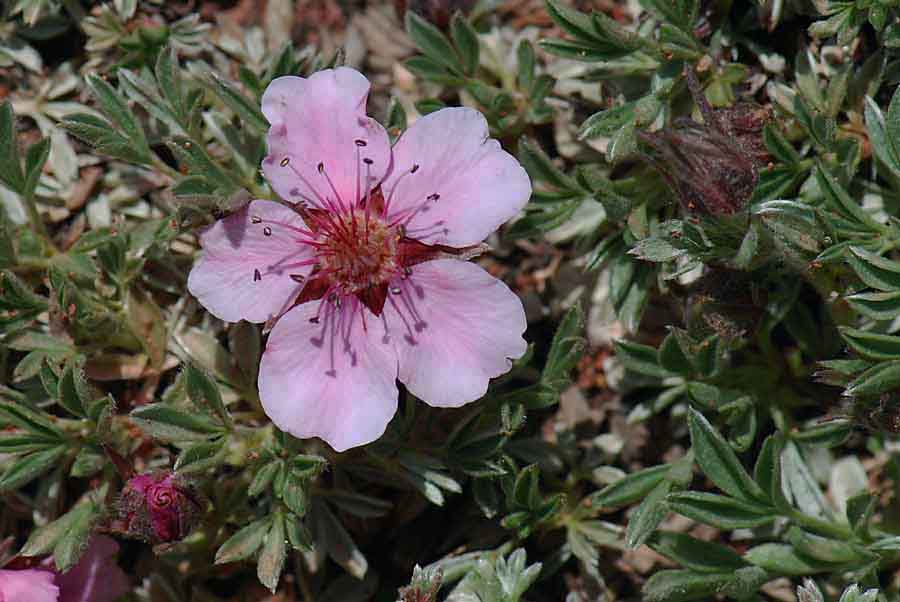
[
  {"left": 639, "top": 67, "right": 771, "bottom": 216},
  {"left": 683, "top": 268, "right": 765, "bottom": 339},
  {"left": 850, "top": 392, "right": 900, "bottom": 435},
  {"left": 115, "top": 471, "right": 204, "bottom": 544},
  {"left": 399, "top": 565, "right": 443, "bottom": 602},
  {"left": 394, "top": 0, "right": 476, "bottom": 29}
]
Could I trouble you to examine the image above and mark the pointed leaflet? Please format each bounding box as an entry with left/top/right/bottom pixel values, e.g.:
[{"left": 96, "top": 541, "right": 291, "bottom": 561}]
[
  {"left": 215, "top": 516, "right": 270, "bottom": 564},
  {"left": 687, "top": 407, "right": 768, "bottom": 503},
  {"left": 184, "top": 362, "right": 233, "bottom": 429},
  {"left": 257, "top": 512, "right": 286, "bottom": 593},
  {"left": 0, "top": 102, "right": 24, "bottom": 193}
]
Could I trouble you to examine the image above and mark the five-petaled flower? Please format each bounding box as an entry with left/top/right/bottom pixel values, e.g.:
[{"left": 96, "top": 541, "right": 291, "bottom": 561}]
[{"left": 188, "top": 67, "right": 531, "bottom": 451}]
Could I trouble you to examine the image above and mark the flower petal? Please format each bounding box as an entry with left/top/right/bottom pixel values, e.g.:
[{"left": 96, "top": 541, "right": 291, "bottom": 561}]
[
  {"left": 56, "top": 536, "right": 129, "bottom": 602},
  {"left": 382, "top": 108, "right": 531, "bottom": 247},
  {"left": 261, "top": 68, "right": 391, "bottom": 210},
  {"left": 387, "top": 259, "right": 527, "bottom": 407},
  {"left": 187, "top": 200, "right": 313, "bottom": 323},
  {"left": 259, "top": 299, "right": 399, "bottom": 451},
  {"left": 0, "top": 569, "right": 59, "bottom": 602}
]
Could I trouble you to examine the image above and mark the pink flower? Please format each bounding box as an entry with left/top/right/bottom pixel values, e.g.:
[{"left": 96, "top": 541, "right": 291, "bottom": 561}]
[
  {"left": 52, "top": 536, "right": 129, "bottom": 602},
  {"left": 188, "top": 67, "right": 531, "bottom": 451},
  {"left": 1, "top": 535, "right": 128, "bottom": 602},
  {"left": 116, "top": 471, "right": 204, "bottom": 544},
  {"left": 0, "top": 569, "right": 58, "bottom": 602}
]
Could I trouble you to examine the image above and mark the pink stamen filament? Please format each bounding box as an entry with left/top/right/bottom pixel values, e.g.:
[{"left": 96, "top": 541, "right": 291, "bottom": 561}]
[
  {"left": 383, "top": 164, "right": 420, "bottom": 217},
  {"left": 266, "top": 151, "right": 448, "bottom": 359}
]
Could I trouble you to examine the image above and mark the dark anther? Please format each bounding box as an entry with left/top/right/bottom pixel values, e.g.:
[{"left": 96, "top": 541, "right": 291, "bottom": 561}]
[
  {"left": 309, "top": 317, "right": 320, "bottom": 324},
  {"left": 279, "top": 157, "right": 290, "bottom": 167},
  {"left": 363, "top": 158, "right": 374, "bottom": 165},
  {"left": 317, "top": 162, "right": 325, "bottom": 173},
  {"left": 410, "top": 164, "right": 420, "bottom": 173},
  {"left": 428, "top": 193, "right": 440, "bottom": 201},
  {"left": 250, "top": 215, "right": 262, "bottom": 224},
  {"left": 263, "top": 226, "right": 273, "bottom": 236},
  {"left": 290, "top": 274, "right": 306, "bottom": 283},
  {"left": 355, "top": 139, "right": 367, "bottom": 147},
  {"left": 253, "top": 269, "right": 262, "bottom": 282}
]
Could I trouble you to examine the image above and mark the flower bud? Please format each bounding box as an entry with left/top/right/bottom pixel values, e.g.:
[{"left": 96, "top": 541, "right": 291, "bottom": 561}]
[
  {"left": 684, "top": 268, "right": 764, "bottom": 338},
  {"left": 399, "top": 565, "right": 443, "bottom": 602},
  {"left": 116, "top": 471, "right": 204, "bottom": 544},
  {"left": 394, "top": 0, "right": 476, "bottom": 29},
  {"left": 638, "top": 67, "right": 771, "bottom": 216},
  {"left": 850, "top": 392, "right": 900, "bottom": 435}
]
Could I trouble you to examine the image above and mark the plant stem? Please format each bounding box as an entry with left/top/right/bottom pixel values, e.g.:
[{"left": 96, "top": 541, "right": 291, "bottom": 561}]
[
  {"left": 788, "top": 508, "right": 853, "bottom": 539},
  {"left": 152, "top": 157, "right": 182, "bottom": 181},
  {"left": 294, "top": 554, "right": 315, "bottom": 602},
  {"left": 22, "top": 193, "right": 55, "bottom": 253}
]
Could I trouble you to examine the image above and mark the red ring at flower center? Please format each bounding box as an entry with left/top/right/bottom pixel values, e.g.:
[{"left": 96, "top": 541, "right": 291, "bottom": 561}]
[
  {"left": 254, "top": 152, "right": 470, "bottom": 324},
  {"left": 316, "top": 207, "right": 402, "bottom": 296}
]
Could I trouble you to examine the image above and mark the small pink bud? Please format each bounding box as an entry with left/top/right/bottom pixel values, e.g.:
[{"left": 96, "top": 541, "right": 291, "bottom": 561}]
[{"left": 116, "top": 471, "right": 203, "bottom": 544}]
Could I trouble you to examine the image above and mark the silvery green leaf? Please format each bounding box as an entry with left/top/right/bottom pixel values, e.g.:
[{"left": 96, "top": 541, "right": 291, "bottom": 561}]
[
  {"left": 797, "top": 578, "right": 824, "bottom": 602},
  {"left": 643, "top": 567, "right": 768, "bottom": 602},
  {"left": 0, "top": 37, "right": 42, "bottom": 72},
  {"left": 688, "top": 408, "right": 768, "bottom": 503},
  {"left": 215, "top": 517, "right": 270, "bottom": 564},
  {"left": 311, "top": 499, "right": 368, "bottom": 579},
  {"left": 257, "top": 512, "right": 286, "bottom": 593},
  {"left": 20, "top": 485, "right": 107, "bottom": 570},
  {"left": 865, "top": 89, "right": 900, "bottom": 177},
  {"left": 839, "top": 584, "right": 880, "bottom": 602},
  {"left": 446, "top": 548, "right": 541, "bottom": 602},
  {"left": 744, "top": 543, "right": 822, "bottom": 576},
  {"left": 114, "top": 0, "right": 136, "bottom": 19},
  {"left": 781, "top": 441, "right": 832, "bottom": 519},
  {"left": 827, "top": 456, "right": 867, "bottom": 518}
]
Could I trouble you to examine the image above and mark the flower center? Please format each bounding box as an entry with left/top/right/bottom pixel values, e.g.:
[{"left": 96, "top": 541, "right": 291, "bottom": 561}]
[
  {"left": 253, "top": 156, "right": 461, "bottom": 320},
  {"left": 317, "top": 208, "right": 401, "bottom": 295}
]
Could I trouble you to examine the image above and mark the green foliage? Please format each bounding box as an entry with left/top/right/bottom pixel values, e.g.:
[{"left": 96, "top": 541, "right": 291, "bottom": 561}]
[
  {"left": 405, "top": 12, "right": 553, "bottom": 136},
  {"left": 445, "top": 548, "right": 542, "bottom": 602},
  {"left": 4, "top": 0, "right": 900, "bottom": 600},
  {"left": 19, "top": 485, "right": 108, "bottom": 571}
]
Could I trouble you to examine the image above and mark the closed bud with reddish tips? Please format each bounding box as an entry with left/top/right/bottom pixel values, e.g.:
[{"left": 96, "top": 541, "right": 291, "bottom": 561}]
[
  {"left": 399, "top": 565, "right": 443, "bottom": 602},
  {"left": 394, "top": 0, "right": 476, "bottom": 29},
  {"left": 638, "top": 67, "right": 771, "bottom": 216},
  {"left": 115, "top": 471, "right": 204, "bottom": 545}
]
